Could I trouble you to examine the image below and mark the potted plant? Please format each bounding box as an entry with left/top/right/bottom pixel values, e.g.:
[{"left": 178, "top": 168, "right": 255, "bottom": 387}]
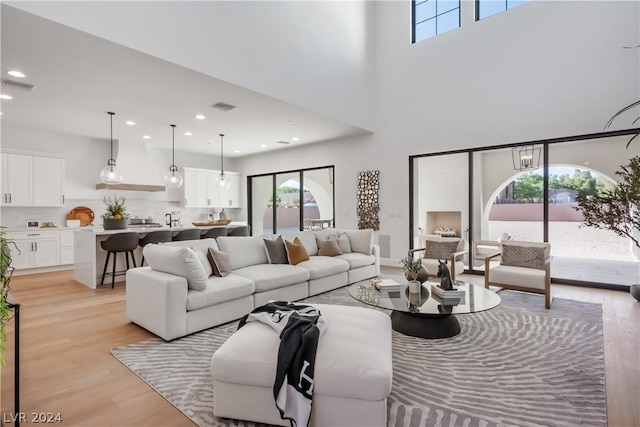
[
  {"left": 0, "top": 227, "right": 18, "bottom": 365},
  {"left": 575, "top": 156, "right": 640, "bottom": 301},
  {"left": 400, "top": 256, "right": 423, "bottom": 293},
  {"left": 101, "top": 194, "right": 130, "bottom": 230}
]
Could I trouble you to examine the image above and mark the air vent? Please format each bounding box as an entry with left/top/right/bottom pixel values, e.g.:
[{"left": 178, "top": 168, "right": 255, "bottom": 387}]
[
  {"left": 211, "top": 102, "right": 237, "bottom": 112},
  {"left": 275, "top": 140, "right": 291, "bottom": 145},
  {"left": 2, "top": 79, "right": 35, "bottom": 92}
]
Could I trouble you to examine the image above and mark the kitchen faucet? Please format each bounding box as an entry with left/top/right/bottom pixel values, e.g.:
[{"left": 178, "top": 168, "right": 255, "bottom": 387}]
[{"left": 165, "top": 213, "right": 172, "bottom": 228}]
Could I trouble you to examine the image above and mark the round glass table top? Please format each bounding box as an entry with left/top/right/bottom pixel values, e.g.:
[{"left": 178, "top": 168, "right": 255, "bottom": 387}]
[{"left": 348, "top": 279, "right": 501, "bottom": 316}]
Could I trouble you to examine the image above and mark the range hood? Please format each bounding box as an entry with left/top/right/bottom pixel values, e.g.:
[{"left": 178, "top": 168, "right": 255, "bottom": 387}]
[{"left": 96, "top": 141, "right": 166, "bottom": 192}]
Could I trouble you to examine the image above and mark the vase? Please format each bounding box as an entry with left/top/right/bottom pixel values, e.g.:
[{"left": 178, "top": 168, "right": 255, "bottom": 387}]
[
  {"left": 103, "top": 219, "right": 128, "bottom": 230},
  {"left": 408, "top": 280, "right": 421, "bottom": 294}
]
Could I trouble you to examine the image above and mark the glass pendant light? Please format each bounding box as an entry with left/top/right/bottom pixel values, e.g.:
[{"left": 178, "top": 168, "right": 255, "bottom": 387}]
[
  {"left": 164, "top": 124, "right": 184, "bottom": 188},
  {"left": 215, "top": 133, "right": 231, "bottom": 189},
  {"left": 99, "top": 111, "right": 124, "bottom": 184}
]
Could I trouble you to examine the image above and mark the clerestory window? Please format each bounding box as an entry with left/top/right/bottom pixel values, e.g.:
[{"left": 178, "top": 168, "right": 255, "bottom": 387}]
[
  {"left": 412, "top": 0, "right": 461, "bottom": 43},
  {"left": 476, "top": 0, "right": 529, "bottom": 21}
]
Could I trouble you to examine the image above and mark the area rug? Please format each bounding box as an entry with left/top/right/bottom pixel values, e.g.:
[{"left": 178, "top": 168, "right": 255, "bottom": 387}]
[{"left": 111, "top": 285, "right": 606, "bottom": 427}]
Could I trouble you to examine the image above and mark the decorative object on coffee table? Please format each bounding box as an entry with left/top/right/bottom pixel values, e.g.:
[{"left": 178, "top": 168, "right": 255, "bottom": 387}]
[
  {"left": 400, "top": 256, "right": 422, "bottom": 293},
  {"left": 101, "top": 194, "right": 129, "bottom": 230},
  {"left": 356, "top": 170, "right": 379, "bottom": 230},
  {"left": 437, "top": 260, "right": 454, "bottom": 290}
]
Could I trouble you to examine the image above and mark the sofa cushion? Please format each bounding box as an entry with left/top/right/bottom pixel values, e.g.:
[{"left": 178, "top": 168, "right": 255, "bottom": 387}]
[
  {"left": 207, "top": 248, "right": 233, "bottom": 277},
  {"left": 335, "top": 252, "right": 376, "bottom": 269},
  {"left": 143, "top": 244, "right": 208, "bottom": 291},
  {"left": 489, "top": 264, "right": 547, "bottom": 289},
  {"left": 422, "top": 238, "right": 460, "bottom": 260},
  {"left": 296, "top": 256, "right": 350, "bottom": 280},
  {"left": 314, "top": 229, "right": 352, "bottom": 253},
  {"left": 186, "top": 275, "right": 256, "bottom": 311},
  {"left": 282, "top": 230, "right": 318, "bottom": 256},
  {"left": 233, "top": 264, "right": 309, "bottom": 292},
  {"left": 500, "top": 241, "right": 550, "bottom": 270},
  {"left": 217, "top": 236, "right": 269, "bottom": 270},
  {"left": 317, "top": 237, "right": 342, "bottom": 257},
  {"left": 263, "top": 236, "right": 288, "bottom": 264},
  {"left": 346, "top": 229, "right": 374, "bottom": 255},
  {"left": 193, "top": 248, "right": 213, "bottom": 277},
  {"left": 285, "top": 237, "right": 310, "bottom": 265},
  {"left": 164, "top": 238, "right": 218, "bottom": 252}
]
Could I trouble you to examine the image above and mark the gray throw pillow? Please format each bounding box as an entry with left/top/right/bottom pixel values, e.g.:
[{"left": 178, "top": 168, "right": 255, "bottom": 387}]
[
  {"left": 263, "top": 236, "right": 289, "bottom": 264},
  {"left": 422, "top": 240, "right": 460, "bottom": 260},
  {"left": 207, "top": 247, "right": 232, "bottom": 277},
  {"left": 501, "top": 242, "right": 547, "bottom": 270},
  {"left": 317, "top": 237, "right": 343, "bottom": 257}
]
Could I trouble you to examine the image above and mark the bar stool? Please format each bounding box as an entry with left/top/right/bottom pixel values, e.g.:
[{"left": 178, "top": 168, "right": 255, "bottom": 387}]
[
  {"left": 228, "top": 225, "right": 250, "bottom": 236},
  {"left": 172, "top": 229, "right": 201, "bottom": 241},
  {"left": 201, "top": 227, "right": 227, "bottom": 239},
  {"left": 138, "top": 230, "right": 173, "bottom": 266},
  {"left": 100, "top": 232, "right": 139, "bottom": 289}
]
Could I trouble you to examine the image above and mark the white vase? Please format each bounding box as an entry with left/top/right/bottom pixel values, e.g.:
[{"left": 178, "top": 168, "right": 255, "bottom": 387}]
[{"left": 408, "top": 280, "right": 421, "bottom": 294}]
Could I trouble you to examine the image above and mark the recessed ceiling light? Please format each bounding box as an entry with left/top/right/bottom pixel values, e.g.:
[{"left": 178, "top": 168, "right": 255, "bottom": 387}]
[
  {"left": 143, "top": 135, "right": 151, "bottom": 139},
  {"left": 184, "top": 132, "right": 193, "bottom": 136},
  {"left": 292, "top": 137, "right": 299, "bottom": 141},
  {"left": 8, "top": 70, "right": 25, "bottom": 78},
  {"left": 0, "top": 94, "right": 13, "bottom": 100},
  {"left": 260, "top": 144, "right": 267, "bottom": 148},
  {"left": 125, "top": 120, "right": 136, "bottom": 126},
  {"left": 234, "top": 150, "right": 240, "bottom": 153},
  {"left": 287, "top": 120, "right": 293, "bottom": 123},
  {"left": 195, "top": 114, "right": 205, "bottom": 120}
]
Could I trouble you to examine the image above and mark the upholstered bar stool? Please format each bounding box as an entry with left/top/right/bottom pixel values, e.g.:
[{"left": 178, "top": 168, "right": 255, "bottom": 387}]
[
  {"left": 227, "top": 225, "right": 250, "bottom": 236},
  {"left": 172, "top": 229, "right": 201, "bottom": 241},
  {"left": 100, "top": 232, "right": 139, "bottom": 289},
  {"left": 201, "top": 227, "right": 227, "bottom": 239},
  {"left": 138, "top": 230, "right": 173, "bottom": 266}
]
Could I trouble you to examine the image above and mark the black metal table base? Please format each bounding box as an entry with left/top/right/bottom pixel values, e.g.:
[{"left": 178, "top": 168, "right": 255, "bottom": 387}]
[{"left": 390, "top": 310, "right": 461, "bottom": 339}]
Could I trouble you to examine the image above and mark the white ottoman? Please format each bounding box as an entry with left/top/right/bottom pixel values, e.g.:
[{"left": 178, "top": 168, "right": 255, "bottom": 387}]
[{"left": 210, "top": 303, "right": 393, "bottom": 427}]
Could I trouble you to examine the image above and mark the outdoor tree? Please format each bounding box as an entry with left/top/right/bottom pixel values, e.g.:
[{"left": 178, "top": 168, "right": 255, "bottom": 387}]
[{"left": 514, "top": 173, "right": 543, "bottom": 199}]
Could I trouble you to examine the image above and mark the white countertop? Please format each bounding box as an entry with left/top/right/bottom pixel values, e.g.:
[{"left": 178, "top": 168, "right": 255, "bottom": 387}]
[{"left": 4, "top": 222, "right": 247, "bottom": 235}]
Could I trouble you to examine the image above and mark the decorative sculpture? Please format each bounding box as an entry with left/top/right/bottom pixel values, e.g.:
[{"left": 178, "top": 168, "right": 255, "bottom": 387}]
[
  {"left": 437, "top": 260, "right": 454, "bottom": 290},
  {"left": 356, "top": 170, "right": 380, "bottom": 230}
]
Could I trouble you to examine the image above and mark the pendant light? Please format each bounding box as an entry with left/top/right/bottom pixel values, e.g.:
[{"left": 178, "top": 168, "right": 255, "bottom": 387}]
[
  {"left": 164, "top": 124, "right": 184, "bottom": 188},
  {"left": 215, "top": 133, "right": 231, "bottom": 189},
  {"left": 511, "top": 145, "right": 541, "bottom": 171},
  {"left": 99, "top": 111, "right": 123, "bottom": 184}
]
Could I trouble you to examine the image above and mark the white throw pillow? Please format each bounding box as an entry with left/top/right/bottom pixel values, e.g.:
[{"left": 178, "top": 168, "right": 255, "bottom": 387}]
[
  {"left": 193, "top": 248, "right": 214, "bottom": 277},
  {"left": 346, "top": 229, "right": 374, "bottom": 255},
  {"left": 143, "top": 244, "right": 208, "bottom": 291}
]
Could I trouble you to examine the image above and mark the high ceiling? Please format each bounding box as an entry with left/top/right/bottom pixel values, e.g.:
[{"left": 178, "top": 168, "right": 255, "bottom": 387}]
[{"left": 0, "top": 6, "right": 371, "bottom": 158}]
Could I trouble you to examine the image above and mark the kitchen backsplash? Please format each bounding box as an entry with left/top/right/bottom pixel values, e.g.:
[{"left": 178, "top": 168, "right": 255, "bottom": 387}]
[{"left": 0, "top": 198, "right": 242, "bottom": 229}]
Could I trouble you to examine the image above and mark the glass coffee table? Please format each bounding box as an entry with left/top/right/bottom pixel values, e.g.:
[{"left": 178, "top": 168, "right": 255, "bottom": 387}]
[{"left": 348, "top": 279, "right": 501, "bottom": 339}]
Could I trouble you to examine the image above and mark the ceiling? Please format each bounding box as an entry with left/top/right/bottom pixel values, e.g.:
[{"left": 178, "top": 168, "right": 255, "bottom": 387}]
[{"left": 0, "top": 6, "right": 371, "bottom": 158}]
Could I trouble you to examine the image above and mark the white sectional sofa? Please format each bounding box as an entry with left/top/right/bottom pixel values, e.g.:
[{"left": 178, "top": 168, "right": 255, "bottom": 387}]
[{"left": 126, "top": 229, "right": 380, "bottom": 340}]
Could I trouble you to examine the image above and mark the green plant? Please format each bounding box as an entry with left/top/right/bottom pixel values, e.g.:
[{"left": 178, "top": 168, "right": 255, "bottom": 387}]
[
  {"left": 575, "top": 156, "right": 640, "bottom": 250},
  {"left": 400, "top": 256, "right": 422, "bottom": 280},
  {"left": 100, "top": 194, "right": 130, "bottom": 220},
  {"left": 0, "top": 227, "right": 17, "bottom": 366}
]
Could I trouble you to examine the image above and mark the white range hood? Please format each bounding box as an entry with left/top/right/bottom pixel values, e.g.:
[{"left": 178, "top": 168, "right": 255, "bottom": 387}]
[{"left": 95, "top": 141, "right": 166, "bottom": 192}]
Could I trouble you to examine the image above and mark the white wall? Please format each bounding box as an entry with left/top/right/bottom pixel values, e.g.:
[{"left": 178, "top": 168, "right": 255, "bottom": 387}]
[{"left": 8, "top": 1, "right": 376, "bottom": 131}]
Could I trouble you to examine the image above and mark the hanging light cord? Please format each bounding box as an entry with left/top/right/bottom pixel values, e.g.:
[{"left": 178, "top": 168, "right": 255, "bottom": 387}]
[
  {"left": 219, "top": 134, "right": 225, "bottom": 175},
  {"left": 108, "top": 112, "right": 115, "bottom": 163},
  {"left": 171, "top": 124, "right": 176, "bottom": 166}
]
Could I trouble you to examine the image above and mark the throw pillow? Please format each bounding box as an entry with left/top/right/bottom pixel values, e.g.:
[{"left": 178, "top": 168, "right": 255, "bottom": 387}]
[
  {"left": 500, "top": 242, "right": 548, "bottom": 270},
  {"left": 336, "top": 232, "right": 352, "bottom": 253},
  {"left": 422, "top": 239, "right": 460, "bottom": 260},
  {"left": 192, "top": 248, "right": 214, "bottom": 277},
  {"left": 207, "top": 247, "right": 233, "bottom": 277},
  {"left": 264, "top": 236, "right": 289, "bottom": 264},
  {"left": 143, "top": 245, "right": 208, "bottom": 291},
  {"left": 284, "top": 237, "right": 310, "bottom": 265},
  {"left": 317, "top": 236, "right": 343, "bottom": 257}
]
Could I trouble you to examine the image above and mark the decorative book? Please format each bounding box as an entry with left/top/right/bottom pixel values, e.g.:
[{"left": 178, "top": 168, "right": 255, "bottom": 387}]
[
  {"left": 430, "top": 283, "right": 465, "bottom": 299},
  {"left": 374, "top": 279, "right": 401, "bottom": 292}
]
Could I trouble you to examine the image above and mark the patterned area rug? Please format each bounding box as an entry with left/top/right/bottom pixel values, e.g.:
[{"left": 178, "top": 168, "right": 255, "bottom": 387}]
[{"left": 111, "top": 285, "right": 606, "bottom": 427}]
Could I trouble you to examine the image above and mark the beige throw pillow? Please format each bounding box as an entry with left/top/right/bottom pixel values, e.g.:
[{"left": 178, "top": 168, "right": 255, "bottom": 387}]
[
  {"left": 500, "top": 242, "right": 548, "bottom": 270},
  {"left": 207, "top": 247, "right": 233, "bottom": 277},
  {"left": 317, "top": 237, "right": 343, "bottom": 257},
  {"left": 422, "top": 239, "right": 460, "bottom": 260}
]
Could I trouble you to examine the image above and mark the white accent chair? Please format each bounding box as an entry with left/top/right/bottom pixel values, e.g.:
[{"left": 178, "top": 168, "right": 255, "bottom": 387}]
[
  {"left": 472, "top": 232, "right": 512, "bottom": 263},
  {"left": 408, "top": 237, "right": 467, "bottom": 280},
  {"left": 484, "top": 240, "right": 552, "bottom": 309}
]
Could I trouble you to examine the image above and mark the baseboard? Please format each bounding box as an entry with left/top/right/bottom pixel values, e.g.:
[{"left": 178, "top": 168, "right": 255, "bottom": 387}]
[{"left": 12, "top": 264, "right": 73, "bottom": 276}]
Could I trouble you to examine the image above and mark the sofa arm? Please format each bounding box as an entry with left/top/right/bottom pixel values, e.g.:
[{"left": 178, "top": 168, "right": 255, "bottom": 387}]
[
  {"left": 372, "top": 244, "right": 381, "bottom": 276},
  {"left": 126, "top": 267, "right": 189, "bottom": 341}
]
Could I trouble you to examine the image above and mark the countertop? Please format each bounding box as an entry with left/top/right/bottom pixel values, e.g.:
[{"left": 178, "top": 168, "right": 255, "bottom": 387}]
[{"left": 4, "top": 222, "right": 247, "bottom": 235}]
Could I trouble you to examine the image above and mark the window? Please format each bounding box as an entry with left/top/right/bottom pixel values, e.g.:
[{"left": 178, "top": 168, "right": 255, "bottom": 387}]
[
  {"left": 412, "top": 0, "right": 461, "bottom": 43},
  {"left": 476, "top": 0, "right": 528, "bottom": 21}
]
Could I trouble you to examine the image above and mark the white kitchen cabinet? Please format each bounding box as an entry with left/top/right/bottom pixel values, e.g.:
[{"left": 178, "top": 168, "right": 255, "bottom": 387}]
[
  {"left": 5, "top": 230, "right": 60, "bottom": 269},
  {"left": 33, "top": 156, "right": 65, "bottom": 206},
  {"left": 1, "top": 153, "right": 33, "bottom": 206},
  {"left": 181, "top": 167, "right": 228, "bottom": 208},
  {"left": 216, "top": 171, "right": 242, "bottom": 208},
  {"left": 60, "top": 230, "right": 75, "bottom": 265},
  {"left": 1, "top": 153, "right": 65, "bottom": 207}
]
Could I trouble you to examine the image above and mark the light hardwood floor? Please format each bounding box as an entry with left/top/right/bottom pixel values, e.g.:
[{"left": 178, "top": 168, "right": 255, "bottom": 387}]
[{"left": 0, "top": 268, "right": 638, "bottom": 427}]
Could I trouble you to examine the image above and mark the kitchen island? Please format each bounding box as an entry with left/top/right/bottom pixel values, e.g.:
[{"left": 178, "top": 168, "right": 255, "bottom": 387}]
[{"left": 73, "top": 223, "right": 246, "bottom": 289}]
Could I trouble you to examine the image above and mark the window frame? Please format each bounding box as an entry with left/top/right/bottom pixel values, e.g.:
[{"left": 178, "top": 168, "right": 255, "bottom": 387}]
[{"left": 412, "top": 0, "right": 461, "bottom": 44}]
